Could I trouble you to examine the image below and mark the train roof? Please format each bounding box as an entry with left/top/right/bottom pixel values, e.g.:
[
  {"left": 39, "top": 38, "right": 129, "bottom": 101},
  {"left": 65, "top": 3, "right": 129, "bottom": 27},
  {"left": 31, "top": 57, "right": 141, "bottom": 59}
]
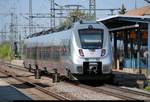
[
  {"left": 24, "top": 20, "right": 108, "bottom": 48},
  {"left": 26, "top": 25, "right": 72, "bottom": 39},
  {"left": 26, "top": 20, "right": 104, "bottom": 39},
  {"left": 25, "top": 29, "right": 72, "bottom": 48}
]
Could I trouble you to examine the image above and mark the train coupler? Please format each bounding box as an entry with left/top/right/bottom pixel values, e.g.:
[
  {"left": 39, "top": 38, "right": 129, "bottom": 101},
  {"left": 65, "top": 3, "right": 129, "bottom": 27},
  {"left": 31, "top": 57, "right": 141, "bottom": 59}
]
[{"left": 83, "top": 62, "right": 102, "bottom": 75}]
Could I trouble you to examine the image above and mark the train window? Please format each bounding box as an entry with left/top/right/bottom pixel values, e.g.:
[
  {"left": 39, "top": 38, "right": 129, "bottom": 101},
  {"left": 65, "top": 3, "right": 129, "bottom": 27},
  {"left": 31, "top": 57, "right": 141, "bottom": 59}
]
[
  {"left": 28, "top": 48, "right": 31, "bottom": 58},
  {"left": 39, "top": 48, "right": 50, "bottom": 60},
  {"left": 36, "top": 47, "right": 39, "bottom": 59},
  {"left": 51, "top": 47, "right": 59, "bottom": 60},
  {"left": 32, "top": 48, "right": 37, "bottom": 59},
  {"left": 79, "top": 29, "right": 103, "bottom": 49},
  {"left": 45, "top": 50, "right": 50, "bottom": 60},
  {"left": 49, "top": 47, "right": 52, "bottom": 59},
  {"left": 39, "top": 50, "right": 42, "bottom": 59}
]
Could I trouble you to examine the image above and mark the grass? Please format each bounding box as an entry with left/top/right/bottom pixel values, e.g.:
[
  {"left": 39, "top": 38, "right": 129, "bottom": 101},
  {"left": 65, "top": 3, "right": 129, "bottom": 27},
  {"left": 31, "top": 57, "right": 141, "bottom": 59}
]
[
  {"left": 144, "top": 86, "right": 150, "bottom": 92},
  {"left": 0, "top": 42, "right": 12, "bottom": 61},
  {"left": 144, "top": 80, "right": 150, "bottom": 92},
  {"left": 148, "top": 80, "right": 150, "bottom": 83}
]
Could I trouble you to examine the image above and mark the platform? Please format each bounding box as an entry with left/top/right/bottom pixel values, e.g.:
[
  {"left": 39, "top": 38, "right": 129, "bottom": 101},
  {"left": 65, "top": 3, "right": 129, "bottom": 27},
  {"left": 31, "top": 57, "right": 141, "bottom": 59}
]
[{"left": 0, "top": 79, "right": 31, "bottom": 101}]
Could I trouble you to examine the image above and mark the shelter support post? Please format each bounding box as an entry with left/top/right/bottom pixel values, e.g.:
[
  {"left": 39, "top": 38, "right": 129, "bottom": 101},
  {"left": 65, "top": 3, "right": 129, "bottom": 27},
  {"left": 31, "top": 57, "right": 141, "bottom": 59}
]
[
  {"left": 137, "top": 28, "right": 141, "bottom": 73},
  {"left": 114, "top": 33, "right": 117, "bottom": 69},
  {"left": 148, "top": 22, "right": 150, "bottom": 78},
  {"left": 124, "top": 31, "right": 128, "bottom": 58}
]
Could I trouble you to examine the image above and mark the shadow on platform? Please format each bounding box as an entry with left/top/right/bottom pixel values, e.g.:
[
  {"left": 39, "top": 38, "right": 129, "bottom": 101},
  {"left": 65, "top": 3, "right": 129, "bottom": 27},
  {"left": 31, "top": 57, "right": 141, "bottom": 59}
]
[
  {"left": 0, "top": 85, "right": 31, "bottom": 101},
  {"left": 12, "top": 82, "right": 49, "bottom": 89},
  {"left": 113, "top": 71, "right": 147, "bottom": 88}
]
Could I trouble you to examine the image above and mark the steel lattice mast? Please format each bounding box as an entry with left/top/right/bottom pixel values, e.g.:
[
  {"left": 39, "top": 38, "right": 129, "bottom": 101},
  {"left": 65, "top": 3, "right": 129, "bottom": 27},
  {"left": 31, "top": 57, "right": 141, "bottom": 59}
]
[
  {"left": 50, "top": 0, "right": 55, "bottom": 28},
  {"left": 89, "top": 0, "right": 96, "bottom": 20}
]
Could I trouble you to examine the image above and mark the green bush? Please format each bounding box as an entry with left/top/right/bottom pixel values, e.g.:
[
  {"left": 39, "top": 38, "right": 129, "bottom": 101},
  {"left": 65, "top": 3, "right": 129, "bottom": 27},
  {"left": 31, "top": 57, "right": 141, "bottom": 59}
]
[
  {"left": 144, "top": 86, "right": 150, "bottom": 92},
  {"left": 148, "top": 80, "right": 150, "bottom": 83},
  {"left": 0, "top": 42, "right": 12, "bottom": 61}
]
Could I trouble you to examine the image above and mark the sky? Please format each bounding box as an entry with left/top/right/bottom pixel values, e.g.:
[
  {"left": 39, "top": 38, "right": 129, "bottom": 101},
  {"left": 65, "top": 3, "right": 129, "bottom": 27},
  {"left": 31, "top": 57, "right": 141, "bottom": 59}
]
[{"left": 0, "top": 0, "right": 149, "bottom": 39}]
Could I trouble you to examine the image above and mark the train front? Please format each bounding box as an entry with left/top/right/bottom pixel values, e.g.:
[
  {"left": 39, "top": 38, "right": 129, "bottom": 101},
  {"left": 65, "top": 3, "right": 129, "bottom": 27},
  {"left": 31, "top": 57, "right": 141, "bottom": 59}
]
[{"left": 70, "top": 21, "right": 113, "bottom": 80}]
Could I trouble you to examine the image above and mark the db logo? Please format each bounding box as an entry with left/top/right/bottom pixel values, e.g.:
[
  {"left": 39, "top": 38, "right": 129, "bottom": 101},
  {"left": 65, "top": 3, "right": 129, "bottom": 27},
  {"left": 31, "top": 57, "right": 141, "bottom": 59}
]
[{"left": 90, "top": 52, "right": 95, "bottom": 55}]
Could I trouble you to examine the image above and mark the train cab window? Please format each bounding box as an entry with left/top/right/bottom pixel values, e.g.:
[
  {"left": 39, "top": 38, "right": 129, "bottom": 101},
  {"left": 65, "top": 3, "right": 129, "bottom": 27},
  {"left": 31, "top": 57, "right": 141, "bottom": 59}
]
[{"left": 79, "top": 29, "right": 103, "bottom": 49}]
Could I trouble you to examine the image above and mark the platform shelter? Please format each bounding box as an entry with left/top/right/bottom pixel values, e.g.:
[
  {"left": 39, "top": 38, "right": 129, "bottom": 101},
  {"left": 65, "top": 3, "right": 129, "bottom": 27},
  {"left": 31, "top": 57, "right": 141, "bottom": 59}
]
[{"left": 98, "top": 15, "right": 150, "bottom": 78}]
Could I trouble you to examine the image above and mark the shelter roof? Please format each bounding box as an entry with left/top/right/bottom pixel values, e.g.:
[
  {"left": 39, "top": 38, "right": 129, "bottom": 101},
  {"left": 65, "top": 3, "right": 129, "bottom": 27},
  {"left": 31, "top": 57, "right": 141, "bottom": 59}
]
[
  {"left": 125, "top": 6, "right": 150, "bottom": 16},
  {"left": 97, "top": 15, "right": 150, "bottom": 30}
]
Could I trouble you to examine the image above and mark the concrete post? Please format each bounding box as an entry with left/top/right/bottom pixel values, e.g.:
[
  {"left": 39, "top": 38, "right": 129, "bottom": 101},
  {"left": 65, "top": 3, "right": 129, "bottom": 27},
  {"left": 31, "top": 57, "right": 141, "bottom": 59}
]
[{"left": 148, "top": 22, "right": 150, "bottom": 79}]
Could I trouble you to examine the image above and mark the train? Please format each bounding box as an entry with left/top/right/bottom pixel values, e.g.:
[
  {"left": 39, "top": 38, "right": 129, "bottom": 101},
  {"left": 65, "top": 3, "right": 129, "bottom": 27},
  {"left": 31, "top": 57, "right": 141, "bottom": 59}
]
[{"left": 23, "top": 20, "right": 113, "bottom": 81}]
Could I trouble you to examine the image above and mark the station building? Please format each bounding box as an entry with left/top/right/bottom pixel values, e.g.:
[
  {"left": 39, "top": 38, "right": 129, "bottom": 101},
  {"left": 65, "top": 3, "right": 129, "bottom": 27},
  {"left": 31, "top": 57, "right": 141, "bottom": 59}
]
[{"left": 98, "top": 6, "right": 150, "bottom": 79}]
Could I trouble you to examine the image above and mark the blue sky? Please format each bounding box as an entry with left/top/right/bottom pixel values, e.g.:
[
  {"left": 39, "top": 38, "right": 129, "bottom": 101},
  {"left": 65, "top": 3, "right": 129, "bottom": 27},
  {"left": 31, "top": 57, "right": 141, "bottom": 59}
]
[{"left": 0, "top": 0, "right": 149, "bottom": 37}]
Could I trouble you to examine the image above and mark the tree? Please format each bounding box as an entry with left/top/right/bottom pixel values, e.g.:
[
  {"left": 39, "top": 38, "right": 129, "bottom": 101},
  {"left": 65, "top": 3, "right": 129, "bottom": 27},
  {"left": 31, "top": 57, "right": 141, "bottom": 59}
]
[
  {"left": 0, "top": 42, "right": 12, "bottom": 60},
  {"left": 119, "top": 4, "right": 126, "bottom": 14},
  {"left": 60, "top": 8, "right": 89, "bottom": 28}
]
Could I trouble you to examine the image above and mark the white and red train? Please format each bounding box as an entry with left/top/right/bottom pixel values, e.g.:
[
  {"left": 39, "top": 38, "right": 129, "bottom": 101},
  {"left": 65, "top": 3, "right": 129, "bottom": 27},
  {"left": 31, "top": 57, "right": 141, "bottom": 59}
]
[{"left": 23, "top": 20, "right": 113, "bottom": 80}]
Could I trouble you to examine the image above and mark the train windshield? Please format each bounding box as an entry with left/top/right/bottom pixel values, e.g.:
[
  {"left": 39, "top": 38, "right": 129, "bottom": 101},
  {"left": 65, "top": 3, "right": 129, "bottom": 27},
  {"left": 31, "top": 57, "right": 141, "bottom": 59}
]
[{"left": 79, "top": 29, "right": 103, "bottom": 49}]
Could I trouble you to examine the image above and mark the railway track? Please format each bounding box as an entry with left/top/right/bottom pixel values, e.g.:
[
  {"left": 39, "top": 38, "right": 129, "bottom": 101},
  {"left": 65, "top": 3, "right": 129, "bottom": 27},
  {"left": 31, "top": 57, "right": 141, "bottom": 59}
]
[
  {"left": 67, "top": 82, "right": 135, "bottom": 100},
  {"left": 0, "top": 72, "right": 57, "bottom": 100},
  {"left": 0, "top": 64, "right": 70, "bottom": 100},
  {"left": 1, "top": 61, "right": 150, "bottom": 100},
  {"left": 104, "top": 84, "right": 150, "bottom": 98},
  {"left": 65, "top": 79, "right": 150, "bottom": 100},
  {"left": 0, "top": 61, "right": 31, "bottom": 72},
  {"left": 67, "top": 82, "right": 150, "bottom": 100}
]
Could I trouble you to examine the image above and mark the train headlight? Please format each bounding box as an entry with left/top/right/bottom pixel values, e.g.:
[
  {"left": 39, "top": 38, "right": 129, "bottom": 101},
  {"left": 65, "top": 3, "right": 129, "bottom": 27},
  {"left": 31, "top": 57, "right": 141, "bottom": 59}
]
[
  {"left": 79, "top": 49, "right": 84, "bottom": 56},
  {"left": 101, "top": 49, "right": 106, "bottom": 57}
]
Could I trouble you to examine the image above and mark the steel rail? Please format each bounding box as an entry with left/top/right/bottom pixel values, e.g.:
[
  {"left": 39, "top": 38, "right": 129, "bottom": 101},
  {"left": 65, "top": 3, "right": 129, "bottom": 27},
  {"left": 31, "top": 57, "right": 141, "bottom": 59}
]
[
  {"left": 104, "top": 84, "right": 150, "bottom": 98},
  {"left": 0, "top": 61, "right": 34, "bottom": 73},
  {"left": 0, "top": 67, "right": 70, "bottom": 100},
  {"left": 2, "top": 61, "right": 150, "bottom": 100},
  {"left": 75, "top": 83, "right": 136, "bottom": 100}
]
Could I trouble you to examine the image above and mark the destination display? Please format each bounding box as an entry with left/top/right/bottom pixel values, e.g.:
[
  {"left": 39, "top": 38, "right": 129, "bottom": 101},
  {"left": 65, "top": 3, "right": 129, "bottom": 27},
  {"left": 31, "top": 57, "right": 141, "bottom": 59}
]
[{"left": 78, "top": 29, "right": 103, "bottom": 34}]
